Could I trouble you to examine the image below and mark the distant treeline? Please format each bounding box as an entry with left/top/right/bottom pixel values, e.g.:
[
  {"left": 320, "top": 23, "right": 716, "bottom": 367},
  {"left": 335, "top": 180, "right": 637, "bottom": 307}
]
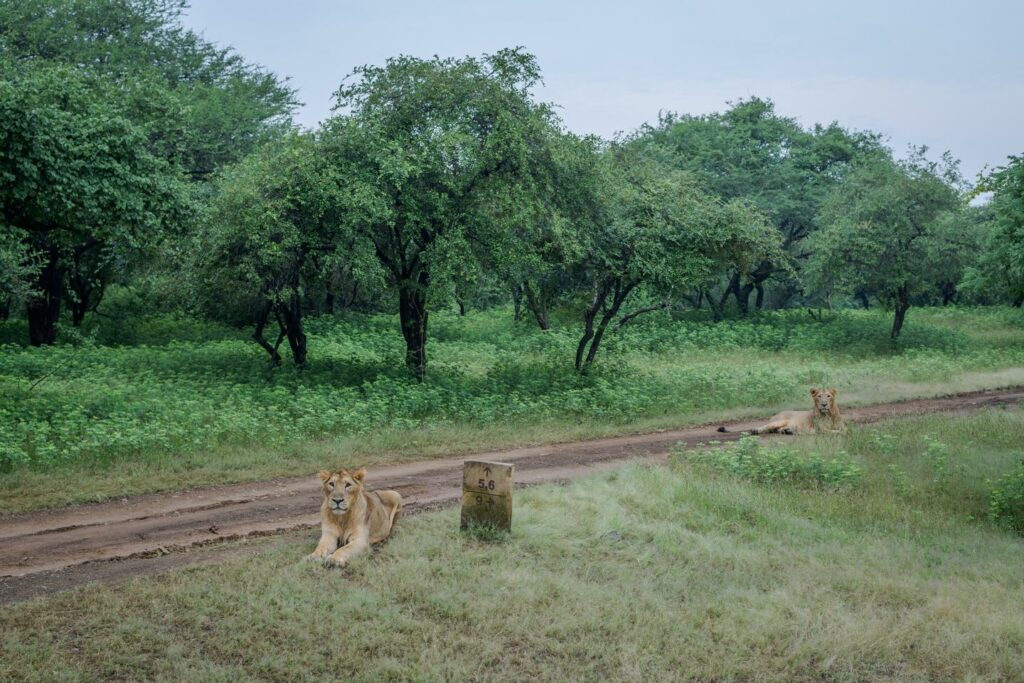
[{"left": 2, "top": 0, "right": 1022, "bottom": 378}]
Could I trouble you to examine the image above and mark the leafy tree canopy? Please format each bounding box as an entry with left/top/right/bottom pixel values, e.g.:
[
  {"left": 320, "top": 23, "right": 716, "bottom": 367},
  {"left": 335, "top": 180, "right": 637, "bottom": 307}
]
[
  {"left": 322, "top": 48, "right": 557, "bottom": 379},
  {"left": 0, "top": 0, "right": 298, "bottom": 175},
  {"left": 571, "top": 145, "right": 780, "bottom": 369},
  {"left": 806, "top": 148, "right": 963, "bottom": 337},
  {"left": 641, "top": 97, "right": 885, "bottom": 310},
  {"left": 0, "top": 62, "right": 193, "bottom": 344},
  {"left": 200, "top": 132, "right": 379, "bottom": 364},
  {"left": 964, "top": 156, "right": 1024, "bottom": 306}
]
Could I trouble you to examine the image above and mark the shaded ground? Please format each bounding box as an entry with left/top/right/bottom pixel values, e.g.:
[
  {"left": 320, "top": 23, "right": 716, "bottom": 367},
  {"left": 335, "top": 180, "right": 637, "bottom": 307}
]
[{"left": 3, "top": 385, "right": 1023, "bottom": 605}]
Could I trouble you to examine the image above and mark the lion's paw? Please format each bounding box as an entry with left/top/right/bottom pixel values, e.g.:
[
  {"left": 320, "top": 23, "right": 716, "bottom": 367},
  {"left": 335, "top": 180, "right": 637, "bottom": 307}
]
[{"left": 325, "top": 554, "right": 348, "bottom": 568}]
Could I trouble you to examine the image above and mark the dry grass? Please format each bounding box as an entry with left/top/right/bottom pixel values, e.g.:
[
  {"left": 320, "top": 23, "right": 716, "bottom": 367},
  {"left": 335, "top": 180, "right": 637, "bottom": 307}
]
[{"left": 3, "top": 408, "right": 1024, "bottom": 681}]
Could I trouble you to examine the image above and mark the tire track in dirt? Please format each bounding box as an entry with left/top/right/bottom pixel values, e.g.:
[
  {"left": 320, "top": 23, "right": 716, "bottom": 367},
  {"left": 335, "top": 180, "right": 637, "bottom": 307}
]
[{"left": 3, "top": 386, "right": 1023, "bottom": 605}]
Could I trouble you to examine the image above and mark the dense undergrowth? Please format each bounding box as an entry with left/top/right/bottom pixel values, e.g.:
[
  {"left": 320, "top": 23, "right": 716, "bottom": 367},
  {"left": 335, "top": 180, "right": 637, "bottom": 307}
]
[{"left": 1, "top": 306, "right": 1023, "bottom": 474}]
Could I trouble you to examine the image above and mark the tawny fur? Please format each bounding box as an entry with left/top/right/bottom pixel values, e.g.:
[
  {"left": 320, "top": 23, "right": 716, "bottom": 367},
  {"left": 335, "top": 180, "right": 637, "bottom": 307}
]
[
  {"left": 308, "top": 467, "right": 402, "bottom": 567},
  {"left": 718, "top": 388, "right": 844, "bottom": 435}
]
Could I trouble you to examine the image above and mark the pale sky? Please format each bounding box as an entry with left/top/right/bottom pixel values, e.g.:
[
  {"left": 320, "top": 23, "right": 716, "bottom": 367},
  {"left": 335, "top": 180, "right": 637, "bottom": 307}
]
[{"left": 181, "top": 0, "right": 1024, "bottom": 180}]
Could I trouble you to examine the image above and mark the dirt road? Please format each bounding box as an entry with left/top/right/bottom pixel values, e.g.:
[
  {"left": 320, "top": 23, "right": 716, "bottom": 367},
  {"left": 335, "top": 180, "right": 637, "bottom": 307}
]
[{"left": 3, "top": 386, "right": 1023, "bottom": 605}]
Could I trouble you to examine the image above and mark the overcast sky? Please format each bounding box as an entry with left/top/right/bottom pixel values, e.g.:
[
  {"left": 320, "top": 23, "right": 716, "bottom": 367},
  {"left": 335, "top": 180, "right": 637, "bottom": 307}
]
[{"left": 181, "top": 0, "right": 1023, "bottom": 180}]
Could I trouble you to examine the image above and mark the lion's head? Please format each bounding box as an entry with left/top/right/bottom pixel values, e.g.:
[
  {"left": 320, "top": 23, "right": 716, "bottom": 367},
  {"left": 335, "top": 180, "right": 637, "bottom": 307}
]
[
  {"left": 317, "top": 467, "right": 366, "bottom": 516},
  {"left": 810, "top": 387, "right": 838, "bottom": 417}
]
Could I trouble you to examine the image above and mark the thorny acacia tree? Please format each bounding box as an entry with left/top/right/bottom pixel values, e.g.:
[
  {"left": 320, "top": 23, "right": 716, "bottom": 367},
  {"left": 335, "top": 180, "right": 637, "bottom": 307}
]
[
  {"left": 322, "top": 48, "right": 555, "bottom": 380},
  {"left": 963, "top": 156, "right": 1024, "bottom": 306},
  {"left": 643, "top": 98, "right": 883, "bottom": 312},
  {"left": 0, "top": 63, "right": 191, "bottom": 346},
  {"left": 203, "top": 133, "right": 365, "bottom": 365},
  {"left": 807, "top": 150, "right": 963, "bottom": 338},
  {"left": 572, "top": 146, "right": 779, "bottom": 371},
  {"left": 485, "top": 130, "right": 600, "bottom": 331},
  {"left": 0, "top": 0, "right": 297, "bottom": 330}
]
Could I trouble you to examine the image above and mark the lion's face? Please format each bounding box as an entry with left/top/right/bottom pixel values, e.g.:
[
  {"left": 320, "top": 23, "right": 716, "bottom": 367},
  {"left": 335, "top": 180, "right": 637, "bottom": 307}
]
[
  {"left": 318, "top": 468, "right": 366, "bottom": 516},
  {"left": 810, "top": 388, "right": 837, "bottom": 416}
]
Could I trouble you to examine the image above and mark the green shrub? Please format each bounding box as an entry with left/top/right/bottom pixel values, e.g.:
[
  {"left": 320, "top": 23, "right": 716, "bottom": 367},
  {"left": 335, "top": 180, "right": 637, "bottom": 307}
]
[
  {"left": 1, "top": 306, "right": 1022, "bottom": 472},
  {"left": 988, "top": 460, "right": 1024, "bottom": 534},
  {"left": 676, "top": 436, "right": 863, "bottom": 490},
  {"left": 922, "top": 437, "right": 967, "bottom": 489}
]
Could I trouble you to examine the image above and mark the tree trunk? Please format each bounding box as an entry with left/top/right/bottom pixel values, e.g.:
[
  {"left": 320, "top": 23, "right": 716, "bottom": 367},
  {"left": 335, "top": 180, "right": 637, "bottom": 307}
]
[
  {"left": 69, "top": 299, "right": 87, "bottom": 327},
  {"left": 1013, "top": 297, "right": 1023, "bottom": 309},
  {"left": 857, "top": 291, "right": 871, "bottom": 309},
  {"left": 721, "top": 272, "right": 741, "bottom": 316},
  {"left": 891, "top": 291, "right": 910, "bottom": 339},
  {"left": 253, "top": 300, "right": 283, "bottom": 365},
  {"left": 523, "top": 281, "right": 550, "bottom": 331},
  {"left": 325, "top": 289, "right": 336, "bottom": 314},
  {"left": 737, "top": 263, "right": 772, "bottom": 314},
  {"left": 457, "top": 300, "right": 466, "bottom": 316},
  {"left": 576, "top": 279, "right": 635, "bottom": 372},
  {"left": 66, "top": 276, "right": 103, "bottom": 327},
  {"left": 279, "top": 293, "right": 307, "bottom": 366},
  {"left": 583, "top": 282, "right": 634, "bottom": 368},
  {"left": 343, "top": 282, "right": 359, "bottom": 311},
  {"left": 574, "top": 284, "right": 608, "bottom": 372},
  {"left": 939, "top": 282, "right": 956, "bottom": 306},
  {"left": 26, "top": 247, "right": 62, "bottom": 346},
  {"left": 399, "top": 273, "right": 429, "bottom": 381},
  {"left": 0, "top": 298, "right": 9, "bottom": 321},
  {"left": 737, "top": 286, "right": 752, "bottom": 315}
]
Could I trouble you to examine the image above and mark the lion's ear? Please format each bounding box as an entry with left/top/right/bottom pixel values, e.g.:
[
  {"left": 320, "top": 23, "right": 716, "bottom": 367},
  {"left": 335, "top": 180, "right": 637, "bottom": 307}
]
[
  {"left": 353, "top": 467, "right": 367, "bottom": 483},
  {"left": 810, "top": 388, "right": 819, "bottom": 397},
  {"left": 829, "top": 387, "right": 837, "bottom": 395},
  {"left": 317, "top": 470, "right": 331, "bottom": 483}
]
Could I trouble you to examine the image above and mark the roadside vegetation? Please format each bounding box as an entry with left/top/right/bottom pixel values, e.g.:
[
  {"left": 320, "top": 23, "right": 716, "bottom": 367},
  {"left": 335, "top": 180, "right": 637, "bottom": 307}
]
[
  {"left": 3, "top": 408, "right": 1024, "bottom": 681},
  {"left": 3, "top": 306, "right": 1024, "bottom": 512}
]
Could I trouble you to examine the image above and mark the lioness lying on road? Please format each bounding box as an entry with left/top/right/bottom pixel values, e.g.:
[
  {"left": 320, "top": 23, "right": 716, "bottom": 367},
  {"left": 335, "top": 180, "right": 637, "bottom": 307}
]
[
  {"left": 718, "top": 387, "right": 844, "bottom": 435},
  {"left": 308, "top": 467, "right": 402, "bottom": 567}
]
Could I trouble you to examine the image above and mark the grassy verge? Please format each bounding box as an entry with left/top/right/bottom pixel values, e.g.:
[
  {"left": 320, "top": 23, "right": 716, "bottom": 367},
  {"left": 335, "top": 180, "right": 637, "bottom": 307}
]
[
  {"left": 4, "top": 408, "right": 1024, "bottom": 681},
  {"left": 2, "top": 306, "right": 1024, "bottom": 512},
  {"left": 2, "top": 369, "right": 1023, "bottom": 515}
]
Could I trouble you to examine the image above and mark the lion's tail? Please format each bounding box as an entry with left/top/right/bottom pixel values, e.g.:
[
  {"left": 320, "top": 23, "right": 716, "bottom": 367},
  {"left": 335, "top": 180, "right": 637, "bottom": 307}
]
[{"left": 718, "top": 425, "right": 760, "bottom": 435}]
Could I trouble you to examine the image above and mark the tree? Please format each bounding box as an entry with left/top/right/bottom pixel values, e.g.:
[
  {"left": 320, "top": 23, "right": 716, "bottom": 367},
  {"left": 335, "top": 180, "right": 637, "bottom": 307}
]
[
  {"left": 925, "top": 208, "right": 982, "bottom": 305},
  {"left": 0, "top": 0, "right": 298, "bottom": 329},
  {"left": 572, "top": 146, "right": 778, "bottom": 371},
  {"left": 202, "top": 133, "right": 365, "bottom": 365},
  {"left": 0, "top": 0, "right": 297, "bottom": 176},
  {"left": 963, "top": 156, "right": 1024, "bottom": 306},
  {"left": 807, "top": 149, "right": 962, "bottom": 338},
  {"left": 0, "top": 63, "right": 192, "bottom": 345},
  {"left": 322, "top": 49, "right": 555, "bottom": 380},
  {"left": 485, "top": 131, "right": 601, "bottom": 331},
  {"left": 642, "top": 98, "right": 884, "bottom": 312}
]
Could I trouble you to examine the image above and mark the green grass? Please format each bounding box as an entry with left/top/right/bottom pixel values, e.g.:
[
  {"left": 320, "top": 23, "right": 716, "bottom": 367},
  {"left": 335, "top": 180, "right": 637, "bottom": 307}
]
[
  {"left": 3, "top": 305, "right": 1024, "bottom": 512},
  {"left": 3, "top": 408, "right": 1024, "bottom": 682}
]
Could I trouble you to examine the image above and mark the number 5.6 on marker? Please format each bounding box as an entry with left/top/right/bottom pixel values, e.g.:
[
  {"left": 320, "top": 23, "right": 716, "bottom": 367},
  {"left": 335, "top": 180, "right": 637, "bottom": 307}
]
[{"left": 460, "top": 460, "right": 513, "bottom": 531}]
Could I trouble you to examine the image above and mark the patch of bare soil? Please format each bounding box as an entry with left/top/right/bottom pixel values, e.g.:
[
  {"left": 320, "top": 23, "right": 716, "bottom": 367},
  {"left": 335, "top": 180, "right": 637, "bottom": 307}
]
[{"left": 3, "top": 386, "right": 1022, "bottom": 605}]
